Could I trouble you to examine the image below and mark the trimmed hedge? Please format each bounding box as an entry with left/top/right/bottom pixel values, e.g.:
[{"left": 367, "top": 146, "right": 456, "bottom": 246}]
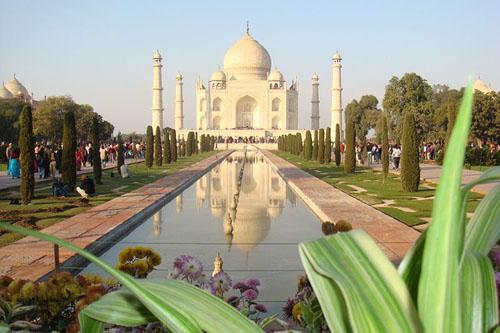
[{"left": 401, "top": 112, "right": 420, "bottom": 192}]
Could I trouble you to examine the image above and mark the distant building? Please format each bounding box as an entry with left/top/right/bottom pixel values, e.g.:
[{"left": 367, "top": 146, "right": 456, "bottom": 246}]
[
  {"left": 0, "top": 75, "right": 36, "bottom": 106},
  {"left": 473, "top": 78, "right": 494, "bottom": 94}
]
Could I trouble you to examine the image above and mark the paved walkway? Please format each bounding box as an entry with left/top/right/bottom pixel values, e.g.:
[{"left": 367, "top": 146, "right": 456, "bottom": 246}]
[
  {"left": 0, "top": 152, "right": 231, "bottom": 280},
  {"left": 370, "top": 162, "right": 496, "bottom": 195},
  {"left": 0, "top": 159, "right": 144, "bottom": 191},
  {"left": 262, "top": 150, "right": 420, "bottom": 261}
]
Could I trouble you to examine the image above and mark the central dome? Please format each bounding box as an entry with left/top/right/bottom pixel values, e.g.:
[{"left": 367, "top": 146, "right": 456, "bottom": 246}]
[{"left": 223, "top": 32, "right": 271, "bottom": 80}]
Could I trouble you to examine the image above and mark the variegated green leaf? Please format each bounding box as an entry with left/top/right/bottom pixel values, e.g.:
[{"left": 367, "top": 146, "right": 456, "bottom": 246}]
[
  {"left": 81, "top": 279, "right": 263, "bottom": 333},
  {"left": 397, "top": 230, "right": 426, "bottom": 303},
  {"left": 0, "top": 223, "right": 200, "bottom": 333},
  {"left": 300, "top": 230, "right": 422, "bottom": 332},
  {"left": 418, "top": 82, "right": 474, "bottom": 333},
  {"left": 464, "top": 184, "right": 500, "bottom": 255},
  {"left": 460, "top": 253, "right": 498, "bottom": 333},
  {"left": 79, "top": 311, "right": 105, "bottom": 333}
]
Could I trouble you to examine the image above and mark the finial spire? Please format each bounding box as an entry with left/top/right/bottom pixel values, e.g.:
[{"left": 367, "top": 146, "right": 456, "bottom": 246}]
[{"left": 246, "top": 21, "right": 249, "bottom": 34}]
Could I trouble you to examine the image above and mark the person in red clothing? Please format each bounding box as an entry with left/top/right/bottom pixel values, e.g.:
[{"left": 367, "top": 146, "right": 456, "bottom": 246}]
[{"left": 75, "top": 149, "right": 83, "bottom": 171}]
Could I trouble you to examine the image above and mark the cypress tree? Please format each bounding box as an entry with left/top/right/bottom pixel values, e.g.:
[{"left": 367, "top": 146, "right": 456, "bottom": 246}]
[
  {"left": 62, "top": 110, "right": 77, "bottom": 191},
  {"left": 170, "top": 129, "right": 177, "bottom": 162},
  {"left": 381, "top": 113, "right": 389, "bottom": 182},
  {"left": 186, "top": 132, "right": 194, "bottom": 156},
  {"left": 19, "top": 106, "right": 35, "bottom": 204},
  {"left": 335, "top": 124, "right": 341, "bottom": 167},
  {"left": 325, "top": 127, "right": 332, "bottom": 164},
  {"left": 401, "top": 112, "right": 420, "bottom": 192},
  {"left": 154, "top": 126, "right": 162, "bottom": 166},
  {"left": 163, "top": 129, "right": 171, "bottom": 164},
  {"left": 313, "top": 130, "right": 319, "bottom": 160},
  {"left": 297, "top": 133, "right": 303, "bottom": 156},
  {"left": 181, "top": 138, "right": 186, "bottom": 157},
  {"left": 145, "top": 126, "right": 154, "bottom": 168},
  {"left": 304, "top": 130, "right": 313, "bottom": 160},
  {"left": 196, "top": 133, "right": 200, "bottom": 154},
  {"left": 91, "top": 115, "right": 102, "bottom": 184},
  {"left": 344, "top": 113, "right": 356, "bottom": 173},
  {"left": 117, "top": 132, "right": 124, "bottom": 174},
  {"left": 318, "top": 128, "right": 325, "bottom": 164}
]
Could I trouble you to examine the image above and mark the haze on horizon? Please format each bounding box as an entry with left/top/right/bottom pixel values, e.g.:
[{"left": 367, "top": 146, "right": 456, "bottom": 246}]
[{"left": 1, "top": 0, "right": 498, "bottom": 134}]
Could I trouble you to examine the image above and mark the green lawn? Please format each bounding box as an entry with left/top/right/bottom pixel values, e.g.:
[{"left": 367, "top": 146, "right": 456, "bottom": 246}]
[
  {"left": 0, "top": 164, "right": 6, "bottom": 172},
  {"left": 0, "top": 152, "right": 217, "bottom": 247},
  {"left": 273, "top": 151, "right": 483, "bottom": 228},
  {"left": 468, "top": 165, "right": 494, "bottom": 172}
]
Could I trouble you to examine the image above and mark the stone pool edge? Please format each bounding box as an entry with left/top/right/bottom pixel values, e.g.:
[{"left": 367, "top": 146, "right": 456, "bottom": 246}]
[
  {"left": 0, "top": 151, "right": 233, "bottom": 280},
  {"left": 259, "top": 149, "right": 420, "bottom": 261}
]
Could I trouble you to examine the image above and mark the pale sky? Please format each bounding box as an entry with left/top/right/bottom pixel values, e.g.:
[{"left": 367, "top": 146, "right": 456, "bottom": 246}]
[{"left": 1, "top": 0, "right": 498, "bottom": 133}]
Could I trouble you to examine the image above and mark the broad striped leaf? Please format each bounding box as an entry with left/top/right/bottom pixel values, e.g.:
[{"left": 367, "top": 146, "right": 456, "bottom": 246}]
[
  {"left": 81, "top": 279, "right": 263, "bottom": 332},
  {"left": 300, "top": 248, "right": 351, "bottom": 332},
  {"left": 464, "top": 184, "right": 500, "bottom": 255},
  {"left": 300, "top": 230, "right": 422, "bottom": 332},
  {"left": 417, "top": 82, "right": 474, "bottom": 333},
  {"left": 460, "top": 253, "right": 498, "bottom": 333},
  {"left": 0, "top": 223, "right": 200, "bottom": 333},
  {"left": 397, "top": 230, "right": 426, "bottom": 303},
  {"left": 79, "top": 311, "right": 105, "bottom": 333}
]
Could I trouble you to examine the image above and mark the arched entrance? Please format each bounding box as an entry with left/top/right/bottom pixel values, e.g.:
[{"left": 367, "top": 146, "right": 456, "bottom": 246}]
[{"left": 236, "top": 96, "right": 257, "bottom": 129}]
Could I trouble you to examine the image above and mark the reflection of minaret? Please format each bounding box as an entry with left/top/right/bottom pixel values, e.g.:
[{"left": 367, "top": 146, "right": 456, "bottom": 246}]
[
  {"left": 152, "top": 50, "right": 164, "bottom": 131},
  {"left": 153, "top": 211, "right": 162, "bottom": 237},
  {"left": 175, "top": 194, "right": 183, "bottom": 213},
  {"left": 330, "top": 51, "right": 343, "bottom": 141},
  {"left": 311, "top": 73, "right": 320, "bottom": 130}
]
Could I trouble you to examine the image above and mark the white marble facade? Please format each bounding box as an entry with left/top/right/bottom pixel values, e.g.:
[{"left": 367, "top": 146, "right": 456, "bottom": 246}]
[{"left": 195, "top": 29, "right": 298, "bottom": 131}]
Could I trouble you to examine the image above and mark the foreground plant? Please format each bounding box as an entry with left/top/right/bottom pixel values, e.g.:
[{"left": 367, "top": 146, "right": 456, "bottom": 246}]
[{"left": 300, "top": 82, "right": 500, "bottom": 332}]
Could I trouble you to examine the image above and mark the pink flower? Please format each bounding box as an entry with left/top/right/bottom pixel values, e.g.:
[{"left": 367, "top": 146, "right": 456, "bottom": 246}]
[
  {"left": 242, "top": 288, "right": 258, "bottom": 301},
  {"left": 254, "top": 303, "right": 268, "bottom": 313}
]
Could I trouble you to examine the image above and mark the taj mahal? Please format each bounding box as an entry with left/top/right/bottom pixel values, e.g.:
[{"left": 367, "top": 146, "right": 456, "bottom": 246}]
[{"left": 151, "top": 26, "right": 344, "bottom": 140}]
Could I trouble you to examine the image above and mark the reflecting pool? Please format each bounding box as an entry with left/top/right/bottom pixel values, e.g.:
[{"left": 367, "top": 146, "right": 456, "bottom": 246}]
[{"left": 82, "top": 149, "right": 323, "bottom": 314}]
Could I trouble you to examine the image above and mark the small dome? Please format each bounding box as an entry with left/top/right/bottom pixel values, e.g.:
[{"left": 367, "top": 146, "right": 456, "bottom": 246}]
[
  {"left": 268, "top": 69, "right": 284, "bottom": 81},
  {"left": 223, "top": 32, "right": 271, "bottom": 80},
  {"left": 153, "top": 50, "right": 162, "bottom": 60},
  {"left": 0, "top": 83, "right": 14, "bottom": 99},
  {"left": 473, "top": 79, "right": 493, "bottom": 94},
  {"left": 312, "top": 72, "right": 319, "bottom": 80},
  {"left": 176, "top": 72, "right": 183, "bottom": 80},
  {"left": 332, "top": 51, "right": 341, "bottom": 60},
  {"left": 211, "top": 69, "right": 226, "bottom": 81},
  {"left": 5, "top": 76, "right": 29, "bottom": 98}
]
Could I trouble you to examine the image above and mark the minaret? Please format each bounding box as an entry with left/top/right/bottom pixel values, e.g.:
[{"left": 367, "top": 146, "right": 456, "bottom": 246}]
[
  {"left": 175, "top": 72, "right": 184, "bottom": 131},
  {"left": 330, "top": 51, "right": 343, "bottom": 140},
  {"left": 152, "top": 50, "right": 164, "bottom": 131},
  {"left": 311, "top": 73, "right": 320, "bottom": 129}
]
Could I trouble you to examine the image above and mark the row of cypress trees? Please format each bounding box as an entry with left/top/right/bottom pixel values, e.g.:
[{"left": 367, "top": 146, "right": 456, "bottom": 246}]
[
  {"left": 145, "top": 128, "right": 213, "bottom": 168},
  {"left": 277, "top": 128, "right": 335, "bottom": 165}
]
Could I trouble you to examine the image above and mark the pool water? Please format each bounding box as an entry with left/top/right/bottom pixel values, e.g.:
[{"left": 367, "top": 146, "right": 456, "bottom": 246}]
[{"left": 82, "top": 149, "right": 323, "bottom": 314}]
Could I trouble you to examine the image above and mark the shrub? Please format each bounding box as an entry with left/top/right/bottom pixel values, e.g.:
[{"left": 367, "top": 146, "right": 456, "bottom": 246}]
[
  {"left": 163, "top": 129, "right": 171, "bottom": 164},
  {"left": 62, "top": 111, "right": 77, "bottom": 191},
  {"left": 154, "top": 126, "right": 162, "bottom": 167},
  {"left": 170, "top": 129, "right": 177, "bottom": 162},
  {"left": 344, "top": 112, "right": 356, "bottom": 173},
  {"left": 296, "top": 133, "right": 303, "bottom": 156},
  {"left": 186, "top": 132, "right": 195, "bottom": 156},
  {"left": 117, "top": 132, "right": 124, "bottom": 174},
  {"left": 145, "top": 126, "right": 153, "bottom": 168},
  {"left": 325, "top": 127, "right": 332, "bottom": 164},
  {"left": 381, "top": 113, "right": 389, "bottom": 182},
  {"left": 18, "top": 106, "right": 35, "bottom": 204},
  {"left": 91, "top": 115, "right": 102, "bottom": 184},
  {"left": 318, "top": 129, "right": 325, "bottom": 164},
  {"left": 313, "top": 130, "right": 318, "bottom": 160},
  {"left": 304, "top": 131, "right": 313, "bottom": 160},
  {"left": 116, "top": 246, "right": 162, "bottom": 279},
  {"left": 335, "top": 124, "right": 341, "bottom": 167},
  {"left": 401, "top": 112, "right": 420, "bottom": 192}
]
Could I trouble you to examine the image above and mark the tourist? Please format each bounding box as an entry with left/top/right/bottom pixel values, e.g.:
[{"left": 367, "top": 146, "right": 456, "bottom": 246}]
[
  {"left": 8, "top": 147, "right": 20, "bottom": 179},
  {"left": 76, "top": 175, "right": 95, "bottom": 198},
  {"left": 49, "top": 146, "right": 57, "bottom": 178},
  {"left": 100, "top": 145, "right": 107, "bottom": 168},
  {"left": 36, "top": 148, "right": 45, "bottom": 179},
  {"left": 52, "top": 178, "right": 69, "bottom": 197},
  {"left": 75, "top": 147, "right": 83, "bottom": 171},
  {"left": 392, "top": 145, "right": 401, "bottom": 170},
  {"left": 5, "top": 143, "right": 13, "bottom": 162}
]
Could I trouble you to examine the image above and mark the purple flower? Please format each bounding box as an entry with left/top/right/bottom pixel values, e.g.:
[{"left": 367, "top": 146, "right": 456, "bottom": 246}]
[
  {"left": 173, "top": 255, "right": 204, "bottom": 280},
  {"left": 232, "top": 281, "right": 248, "bottom": 291},
  {"left": 296, "top": 286, "right": 312, "bottom": 301},
  {"left": 282, "top": 298, "right": 296, "bottom": 320},
  {"left": 210, "top": 271, "right": 232, "bottom": 296},
  {"left": 490, "top": 250, "right": 500, "bottom": 269},
  {"left": 226, "top": 295, "right": 240, "bottom": 307},
  {"left": 254, "top": 303, "right": 268, "bottom": 313},
  {"left": 242, "top": 288, "right": 258, "bottom": 301},
  {"left": 245, "top": 278, "right": 260, "bottom": 289}
]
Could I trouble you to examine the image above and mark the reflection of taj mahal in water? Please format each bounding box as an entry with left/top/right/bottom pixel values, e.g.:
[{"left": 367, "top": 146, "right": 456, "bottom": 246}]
[{"left": 191, "top": 150, "right": 297, "bottom": 253}]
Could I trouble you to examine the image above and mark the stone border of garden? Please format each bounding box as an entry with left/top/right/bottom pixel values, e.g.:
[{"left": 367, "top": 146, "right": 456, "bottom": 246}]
[
  {"left": 261, "top": 149, "right": 420, "bottom": 261},
  {"left": 0, "top": 151, "right": 232, "bottom": 280}
]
